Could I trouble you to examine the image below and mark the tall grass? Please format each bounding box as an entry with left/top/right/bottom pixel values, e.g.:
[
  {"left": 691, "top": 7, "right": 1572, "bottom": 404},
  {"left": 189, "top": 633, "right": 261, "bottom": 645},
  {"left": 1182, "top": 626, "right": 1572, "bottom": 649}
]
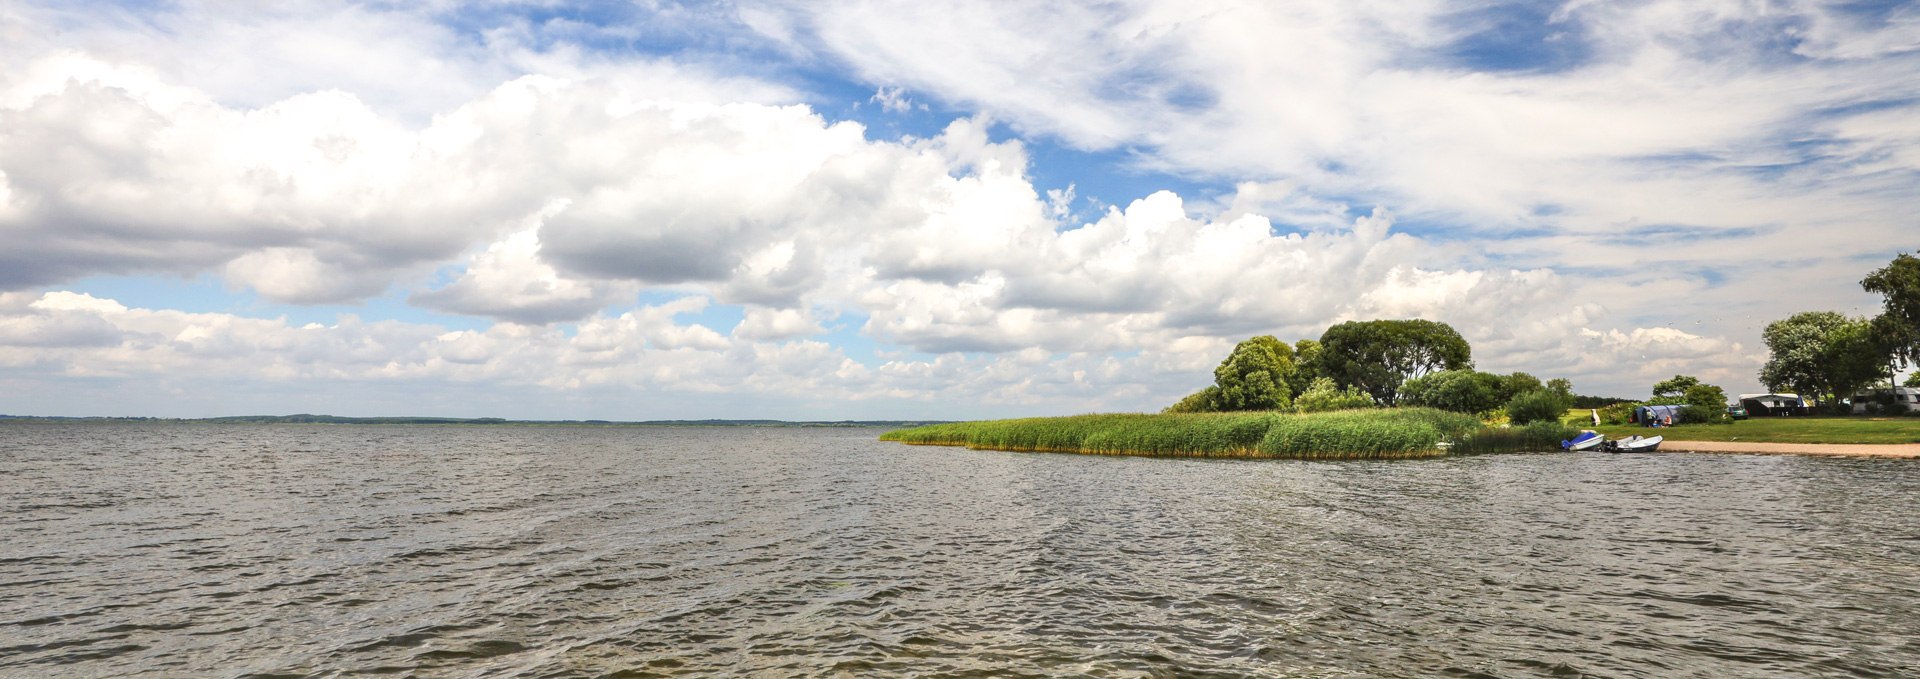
[
  {"left": 1448, "top": 421, "right": 1577, "bottom": 455},
  {"left": 881, "top": 408, "right": 1489, "bottom": 460}
]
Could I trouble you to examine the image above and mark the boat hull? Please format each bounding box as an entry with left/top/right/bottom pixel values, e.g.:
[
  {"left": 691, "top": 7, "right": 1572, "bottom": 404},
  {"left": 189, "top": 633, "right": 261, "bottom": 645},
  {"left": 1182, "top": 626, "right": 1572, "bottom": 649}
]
[{"left": 1604, "top": 435, "right": 1663, "bottom": 453}]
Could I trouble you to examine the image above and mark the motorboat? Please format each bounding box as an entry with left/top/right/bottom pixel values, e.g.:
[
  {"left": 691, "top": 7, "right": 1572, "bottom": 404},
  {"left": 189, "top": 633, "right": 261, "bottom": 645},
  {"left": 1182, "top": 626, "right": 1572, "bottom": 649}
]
[
  {"left": 1560, "top": 430, "right": 1605, "bottom": 451},
  {"left": 1602, "top": 435, "right": 1663, "bottom": 453}
]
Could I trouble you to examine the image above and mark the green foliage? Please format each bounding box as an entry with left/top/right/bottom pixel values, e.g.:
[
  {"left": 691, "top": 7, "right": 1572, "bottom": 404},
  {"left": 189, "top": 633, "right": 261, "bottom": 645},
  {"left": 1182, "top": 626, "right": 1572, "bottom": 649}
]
[
  {"left": 1399, "top": 369, "right": 1503, "bottom": 414},
  {"left": 1497, "top": 372, "right": 1546, "bottom": 403},
  {"left": 1683, "top": 383, "right": 1728, "bottom": 410},
  {"left": 1760, "top": 311, "right": 1887, "bottom": 405},
  {"left": 1506, "top": 389, "right": 1574, "bottom": 425},
  {"left": 1679, "top": 405, "right": 1731, "bottom": 425},
  {"left": 1256, "top": 408, "right": 1479, "bottom": 459},
  {"left": 1907, "top": 372, "right": 1920, "bottom": 388},
  {"left": 1573, "top": 394, "right": 1635, "bottom": 409},
  {"left": 881, "top": 408, "right": 1485, "bottom": 459},
  {"left": 1317, "top": 319, "right": 1473, "bottom": 406},
  {"left": 1212, "top": 335, "right": 1299, "bottom": 411},
  {"left": 1597, "top": 402, "right": 1636, "bottom": 425},
  {"left": 1292, "top": 377, "right": 1375, "bottom": 413},
  {"left": 1450, "top": 421, "right": 1577, "bottom": 455},
  {"left": 1863, "top": 252, "right": 1920, "bottom": 367},
  {"left": 1162, "top": 386, "right": 1222, "bottom": 413},
  {"left": 1293, "top": 339, "right": 1324, "bottom": 385},
  {"left": 1651, "top": 375, "right": 1701, "bottom": 399}
]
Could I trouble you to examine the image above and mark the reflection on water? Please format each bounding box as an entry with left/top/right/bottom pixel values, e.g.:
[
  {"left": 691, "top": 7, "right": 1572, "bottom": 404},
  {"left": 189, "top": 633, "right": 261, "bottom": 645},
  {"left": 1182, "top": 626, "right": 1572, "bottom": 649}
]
[{"left": 2, "top": 424, "right": 1917, "bottom": 677}]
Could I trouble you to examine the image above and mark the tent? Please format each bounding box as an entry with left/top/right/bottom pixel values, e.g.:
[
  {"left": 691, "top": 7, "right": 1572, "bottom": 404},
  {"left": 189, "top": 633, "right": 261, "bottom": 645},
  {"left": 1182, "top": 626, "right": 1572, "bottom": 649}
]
[{"left": 1631, "top": 404, "right": 1685, "bottom": 426}]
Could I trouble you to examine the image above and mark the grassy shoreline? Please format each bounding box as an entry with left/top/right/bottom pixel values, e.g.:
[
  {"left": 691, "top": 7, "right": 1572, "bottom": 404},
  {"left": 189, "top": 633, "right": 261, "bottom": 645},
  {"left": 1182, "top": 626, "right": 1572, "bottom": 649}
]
[
  {"left": 1557, "top": 408, "right": 1920, "bottom": 444},
  {"left": 882, "top": 409, "right": 1571, "bottom": 460}
]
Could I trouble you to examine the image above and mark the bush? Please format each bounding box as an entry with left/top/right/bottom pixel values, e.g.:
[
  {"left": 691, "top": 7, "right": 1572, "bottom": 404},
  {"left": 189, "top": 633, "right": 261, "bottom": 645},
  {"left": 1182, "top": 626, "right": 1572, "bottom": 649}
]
[
  {"left": 1506, "top": 389, "right": 1574, "bottom": 425},
  {"left": 1450, "top": 421, "right": 1576, "bottom": 455},
  {"left": 1400, "top": 370, "right": 1502, "bottom": 414},
  {"left": 1597, "top": 402, "right": 1636, "bottom": 425},
  {"left": 1679, "top": 404, "right": 1729, "bottom": 425},
  {"left": 1293, "top": 377, "right": 1375, "bottom": 413}
]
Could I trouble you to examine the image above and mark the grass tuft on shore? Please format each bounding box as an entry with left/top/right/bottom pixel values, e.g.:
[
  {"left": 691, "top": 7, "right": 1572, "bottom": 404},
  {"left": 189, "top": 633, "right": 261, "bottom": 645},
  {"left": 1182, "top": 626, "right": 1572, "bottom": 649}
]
[{"left": 881, "top": 408, "right": 1533, "bottom": 460}]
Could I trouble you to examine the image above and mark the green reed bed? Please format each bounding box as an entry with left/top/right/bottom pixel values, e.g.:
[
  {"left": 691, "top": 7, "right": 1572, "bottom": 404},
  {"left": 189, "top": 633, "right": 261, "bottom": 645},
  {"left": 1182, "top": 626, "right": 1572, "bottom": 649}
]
[
  {"left": 1448, "top": 421, "right": 1578, "bottom": 455},
  {"left": 881, "top": 408, "right": 1491, "bottom": 460}
]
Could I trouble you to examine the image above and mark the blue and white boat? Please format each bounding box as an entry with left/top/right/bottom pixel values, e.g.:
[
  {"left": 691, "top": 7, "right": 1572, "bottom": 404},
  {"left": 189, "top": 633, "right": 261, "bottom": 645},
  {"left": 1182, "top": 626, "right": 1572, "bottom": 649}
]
[{"left": 1561, "top": 430, "right": 1605, "bottom": 451}]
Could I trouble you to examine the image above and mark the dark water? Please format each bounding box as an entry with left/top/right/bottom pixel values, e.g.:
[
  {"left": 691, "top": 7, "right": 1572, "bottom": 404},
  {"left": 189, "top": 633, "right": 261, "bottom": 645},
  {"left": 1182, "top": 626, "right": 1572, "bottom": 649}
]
[{"left": 3, "top": 424, "right": 1918, "bottom": 678}]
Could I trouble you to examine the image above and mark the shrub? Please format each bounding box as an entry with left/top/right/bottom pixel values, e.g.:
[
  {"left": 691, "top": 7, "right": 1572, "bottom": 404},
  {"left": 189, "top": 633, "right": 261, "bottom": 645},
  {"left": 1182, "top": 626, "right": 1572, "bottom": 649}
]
[
  {"left": 1399, "top": 370, "right": 1502, "bottom": 414},
  {"left": 1679, "top": 404, "right": 1730, "bottom": 425},
  {"left": 1450, "top": 421, "right": 1575, "bottom": 455},
  {"left": 1597, "top": 402, "right": 1636, "bottom": 425},
  {"left": 1506, "top": 389, "right": 1574, "bottom": 425},
  {"left": 1293, "top": 377, "right": 1375, "bottom": 413}
]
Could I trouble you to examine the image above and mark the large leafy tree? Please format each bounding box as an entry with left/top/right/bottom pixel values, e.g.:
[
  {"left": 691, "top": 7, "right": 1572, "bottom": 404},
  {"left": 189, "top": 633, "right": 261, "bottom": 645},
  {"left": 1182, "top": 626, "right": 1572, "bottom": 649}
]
[
  {"left": 1651, "top": 375, "right": 1701, "bottom": 399},
  {"left": 1212, "top": 335, "right": 1300, "bottom": 411},
  {"left": 1863, "top": 253, "right": 1920, "bottom": 369},
  {"left": 1759, "top": 312, "right": 1885, "bottom": 406},
  {"left": 1399, "top": 369, "right": 1503, "bottom": 414},
  {"left": 1496, "top": 372, "right": 1545, "bottom": 404},
  {"left": 1292, "top": 339, "right": 1323, "bottom": 384},
  {"left": 1317, "top": 319, "right": 1473, "bottom": 405}
]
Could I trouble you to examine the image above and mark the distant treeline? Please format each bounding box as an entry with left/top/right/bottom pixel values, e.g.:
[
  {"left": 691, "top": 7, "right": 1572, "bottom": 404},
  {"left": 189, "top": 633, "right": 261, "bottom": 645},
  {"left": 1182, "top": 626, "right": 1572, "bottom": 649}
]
[
  {"left": 0, "top": 414, "right": 947, "bottom": 428},
  {"left": 1571, "top": 395, "right": 1635, "bottom": 409}
]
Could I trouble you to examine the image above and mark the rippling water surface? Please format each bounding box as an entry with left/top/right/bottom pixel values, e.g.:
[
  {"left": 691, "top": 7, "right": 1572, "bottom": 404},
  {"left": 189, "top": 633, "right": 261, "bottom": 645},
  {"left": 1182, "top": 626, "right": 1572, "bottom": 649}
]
[{"left": 3, "top": 423, "right": 1919, "bottom": 678}]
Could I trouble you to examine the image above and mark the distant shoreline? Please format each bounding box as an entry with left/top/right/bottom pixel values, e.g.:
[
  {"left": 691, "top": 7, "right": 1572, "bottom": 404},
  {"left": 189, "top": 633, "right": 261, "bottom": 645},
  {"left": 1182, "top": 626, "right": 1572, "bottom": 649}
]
[{"left": 0, "top": 414, "right": 948, "bottom": 428}]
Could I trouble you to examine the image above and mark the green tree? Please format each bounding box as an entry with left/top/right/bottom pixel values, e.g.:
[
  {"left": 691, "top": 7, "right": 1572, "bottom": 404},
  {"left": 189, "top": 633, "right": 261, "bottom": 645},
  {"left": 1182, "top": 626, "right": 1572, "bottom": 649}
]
[
  {"left": 1906, "top": 372, "right": 1920, "bottom": 388},
  {"left": 1293, "top": 339, "right": 1323, "bottom": 385},
  {"left": 1759, "top": 312, "right": 1888, "bottom": 407},
  {"left": 1547, "top": 378, "right": 1574, "bottom": 398},
  {"left": 1863, "top": 253, "right": 1920, "bottom": 368},
  {"left": 1292, "top": 377, "right": 1374, "bottom": 413},
  {"left": 1651, "top": 375, "right": 1701, "bottom": 399},
  {"left": 1400, "top": 370, "right": 1503, "bottom": 414},
  {"left": 1506, "top": 389, "right": 1573, "bottom": 425},
  {"left": 1211, "top": 335, "right": 1299, "bottom": 411},
  {"left": 1495, "top": 372, "right": 1545, "bottom": 403},
  {"left": 1163, "top": 386, "right": 1222, "bottom": 414},
  {"left": 1318, "top": 319, "right": 1473, "bottom": 405},
  {"left": 1680, "top": 383, "right": 1731, "bottom": 423}
]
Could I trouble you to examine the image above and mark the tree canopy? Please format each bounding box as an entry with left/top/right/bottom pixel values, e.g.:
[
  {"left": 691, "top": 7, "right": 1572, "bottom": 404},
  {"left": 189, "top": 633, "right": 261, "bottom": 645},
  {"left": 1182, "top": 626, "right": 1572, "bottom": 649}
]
[
  {"left": 1317, "top": 319, "right": 1473, "bottom": 405},
  {"left": 1651, "top": 375, "right": 1701, "bottom": 399},
  {"left": 1399, "top": 369, "right": 1502, "bottom": 414},
  {"left": 1759, "top": 312, "right": 1885, "bottom": 406},
  {"left": 1211, "top": 335, "right": 1299, "bottom": 411},
  {"left": 1863, "top": 252, "right": 1920, "bottom": 368}
]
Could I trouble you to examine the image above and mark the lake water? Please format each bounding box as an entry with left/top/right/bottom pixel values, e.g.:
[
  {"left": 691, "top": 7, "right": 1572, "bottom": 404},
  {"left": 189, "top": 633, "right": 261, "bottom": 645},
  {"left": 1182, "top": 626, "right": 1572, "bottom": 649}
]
[{"left": 3, "top": 424, "right": 1917, "bottom": 678}]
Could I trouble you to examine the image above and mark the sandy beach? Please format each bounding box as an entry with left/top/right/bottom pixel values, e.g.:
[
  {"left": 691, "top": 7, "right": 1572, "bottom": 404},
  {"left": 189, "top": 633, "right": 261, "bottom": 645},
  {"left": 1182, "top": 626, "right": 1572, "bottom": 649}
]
[{"left": 1660, "top": 440, "right": 1920, "bottom": 459}]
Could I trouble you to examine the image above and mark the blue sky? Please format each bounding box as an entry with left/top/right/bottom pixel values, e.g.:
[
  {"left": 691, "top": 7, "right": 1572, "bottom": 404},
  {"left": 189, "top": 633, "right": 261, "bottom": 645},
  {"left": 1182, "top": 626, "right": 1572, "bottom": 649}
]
[{"left": 0, "top": 0, "right": 1915, "bottom": 418}]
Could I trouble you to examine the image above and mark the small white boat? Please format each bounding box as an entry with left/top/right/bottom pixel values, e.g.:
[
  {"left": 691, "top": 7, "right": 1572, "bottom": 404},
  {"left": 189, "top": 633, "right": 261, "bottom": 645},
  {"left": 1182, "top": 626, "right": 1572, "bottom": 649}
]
[
  {"left": 1604, "top": 435, "right": 1663, "bottom": 453},
  {"left": 1561, "top": 430, "right": 1605, "bottom": 451}
]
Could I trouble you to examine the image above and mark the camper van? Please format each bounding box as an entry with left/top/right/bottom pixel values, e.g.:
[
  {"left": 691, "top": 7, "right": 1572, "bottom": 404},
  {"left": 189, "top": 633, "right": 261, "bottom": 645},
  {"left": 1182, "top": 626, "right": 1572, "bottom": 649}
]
[
  {"left": 1852, "top": 386, "right": 1920, "bottom": 414},
  {"left": 1738, "top": 393, "right": 1808, "bottom": 417}
]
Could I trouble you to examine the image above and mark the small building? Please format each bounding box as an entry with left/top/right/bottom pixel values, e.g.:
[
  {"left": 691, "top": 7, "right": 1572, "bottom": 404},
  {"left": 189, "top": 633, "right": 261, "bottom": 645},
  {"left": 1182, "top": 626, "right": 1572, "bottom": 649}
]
[
  {"left": 1852, "top": 386, "right": 1920, "bottom": 414},
  {"left": 1738, "top": 393, "right": 1807, "bottom": 417}
]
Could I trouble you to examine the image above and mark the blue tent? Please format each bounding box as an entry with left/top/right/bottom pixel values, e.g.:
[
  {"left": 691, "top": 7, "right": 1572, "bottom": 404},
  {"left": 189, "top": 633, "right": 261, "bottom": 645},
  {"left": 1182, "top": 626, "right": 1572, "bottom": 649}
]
[{"left": 1632, "top": 404, "right": 1684, "bottom": 426}]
